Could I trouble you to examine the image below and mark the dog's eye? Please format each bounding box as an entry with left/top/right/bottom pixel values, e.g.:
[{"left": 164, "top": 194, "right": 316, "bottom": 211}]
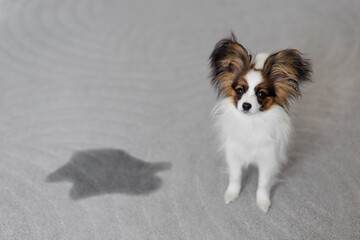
[
  {"left": 235, "top": 88, "right": 243, "bottom": 95},
  {"left": 257, "top": 91, "right": 266, "bottom": 99}
]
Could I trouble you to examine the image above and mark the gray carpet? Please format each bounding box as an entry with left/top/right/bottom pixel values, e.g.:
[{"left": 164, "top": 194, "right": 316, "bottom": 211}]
[{"left": 0, "top": 0, "right": 359, "bottom": 239}]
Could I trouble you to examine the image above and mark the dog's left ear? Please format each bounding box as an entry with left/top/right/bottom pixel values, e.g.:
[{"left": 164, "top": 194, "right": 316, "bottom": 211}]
[{"left": 263, "top": 49, "right": 312, "bottom": 107}]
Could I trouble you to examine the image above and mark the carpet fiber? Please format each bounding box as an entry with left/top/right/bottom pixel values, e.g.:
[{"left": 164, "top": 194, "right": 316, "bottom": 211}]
[{"left": 0, "top": 0, "right": 359, "bottom": 239}]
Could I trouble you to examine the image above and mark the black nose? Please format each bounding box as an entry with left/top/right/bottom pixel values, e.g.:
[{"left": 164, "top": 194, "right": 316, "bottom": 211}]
[{"left": 242, "top": 102, "right": 252, "bottom": 111}]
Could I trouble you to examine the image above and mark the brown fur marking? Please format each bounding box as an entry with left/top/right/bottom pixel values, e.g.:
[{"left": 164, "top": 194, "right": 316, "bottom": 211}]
[
  {"left": 263, "top": 49, "right": 312, "bottom": 109},
  {"left": 209, "top": 33, "right": 252, "bottom": 98}
]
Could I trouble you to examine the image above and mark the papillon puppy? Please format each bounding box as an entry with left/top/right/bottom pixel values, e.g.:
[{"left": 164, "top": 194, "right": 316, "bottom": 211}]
[{"left": 209, "top": 33, "right": 312, "bottom": 212}]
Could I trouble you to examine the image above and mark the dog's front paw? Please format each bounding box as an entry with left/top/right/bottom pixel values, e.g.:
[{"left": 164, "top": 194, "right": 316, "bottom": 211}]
[
  {"left": 256, "top": 198, "right": 271, "bottom": 213},
  {"left": 224, "top": 190, "right": 239, "bottom": 204}
]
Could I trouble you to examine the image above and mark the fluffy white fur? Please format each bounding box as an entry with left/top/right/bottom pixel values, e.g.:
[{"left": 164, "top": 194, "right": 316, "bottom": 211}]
[
  {"left": 211, "top": 73, "right": 292, "bottom": 212},
  {"left": 253, "top": 53, "right": 269, "bottom": 70}
]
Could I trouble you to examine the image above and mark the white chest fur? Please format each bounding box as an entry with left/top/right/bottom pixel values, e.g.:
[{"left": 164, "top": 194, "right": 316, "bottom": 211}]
[
  {"left": 212, "top": 97, "right": 292, "bottom": 165},
  {"left": 212, "top": 97, "right": 292, "bottom": 212}
]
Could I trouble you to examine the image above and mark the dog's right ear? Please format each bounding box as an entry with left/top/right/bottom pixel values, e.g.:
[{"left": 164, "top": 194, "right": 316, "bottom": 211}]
[{"left": 209, "top": 33, "right": 251, "bottom": 97}]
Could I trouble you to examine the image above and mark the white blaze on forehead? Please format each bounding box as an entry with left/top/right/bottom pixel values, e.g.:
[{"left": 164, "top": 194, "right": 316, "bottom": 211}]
[
  {"left": 254, "top": 53, "right": 269, "bottom": 70},
  {"left": 237, "top": 70, "right": 263, "bottom": 114},
  {"left": 244, "top": 70, "right": 263, "bottom": 95}
]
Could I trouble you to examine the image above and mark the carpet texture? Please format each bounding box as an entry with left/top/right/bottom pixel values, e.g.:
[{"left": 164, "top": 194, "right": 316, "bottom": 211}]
[{"left": 0, "top": 0, "right": 359, "bottom": 239}]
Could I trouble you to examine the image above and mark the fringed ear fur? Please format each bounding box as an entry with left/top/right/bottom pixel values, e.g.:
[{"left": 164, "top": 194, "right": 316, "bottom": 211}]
[
  {"left": 263, "top": 49, "right": 312, "bottom": 108},
  {"left": 209, "top": 33, "right": 251, "bottom": 97}
]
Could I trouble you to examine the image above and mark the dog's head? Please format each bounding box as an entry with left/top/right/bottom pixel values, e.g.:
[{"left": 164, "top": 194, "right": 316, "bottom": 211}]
[{"left": 209, "top": 33, "right": 312, "bottom": 114}]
